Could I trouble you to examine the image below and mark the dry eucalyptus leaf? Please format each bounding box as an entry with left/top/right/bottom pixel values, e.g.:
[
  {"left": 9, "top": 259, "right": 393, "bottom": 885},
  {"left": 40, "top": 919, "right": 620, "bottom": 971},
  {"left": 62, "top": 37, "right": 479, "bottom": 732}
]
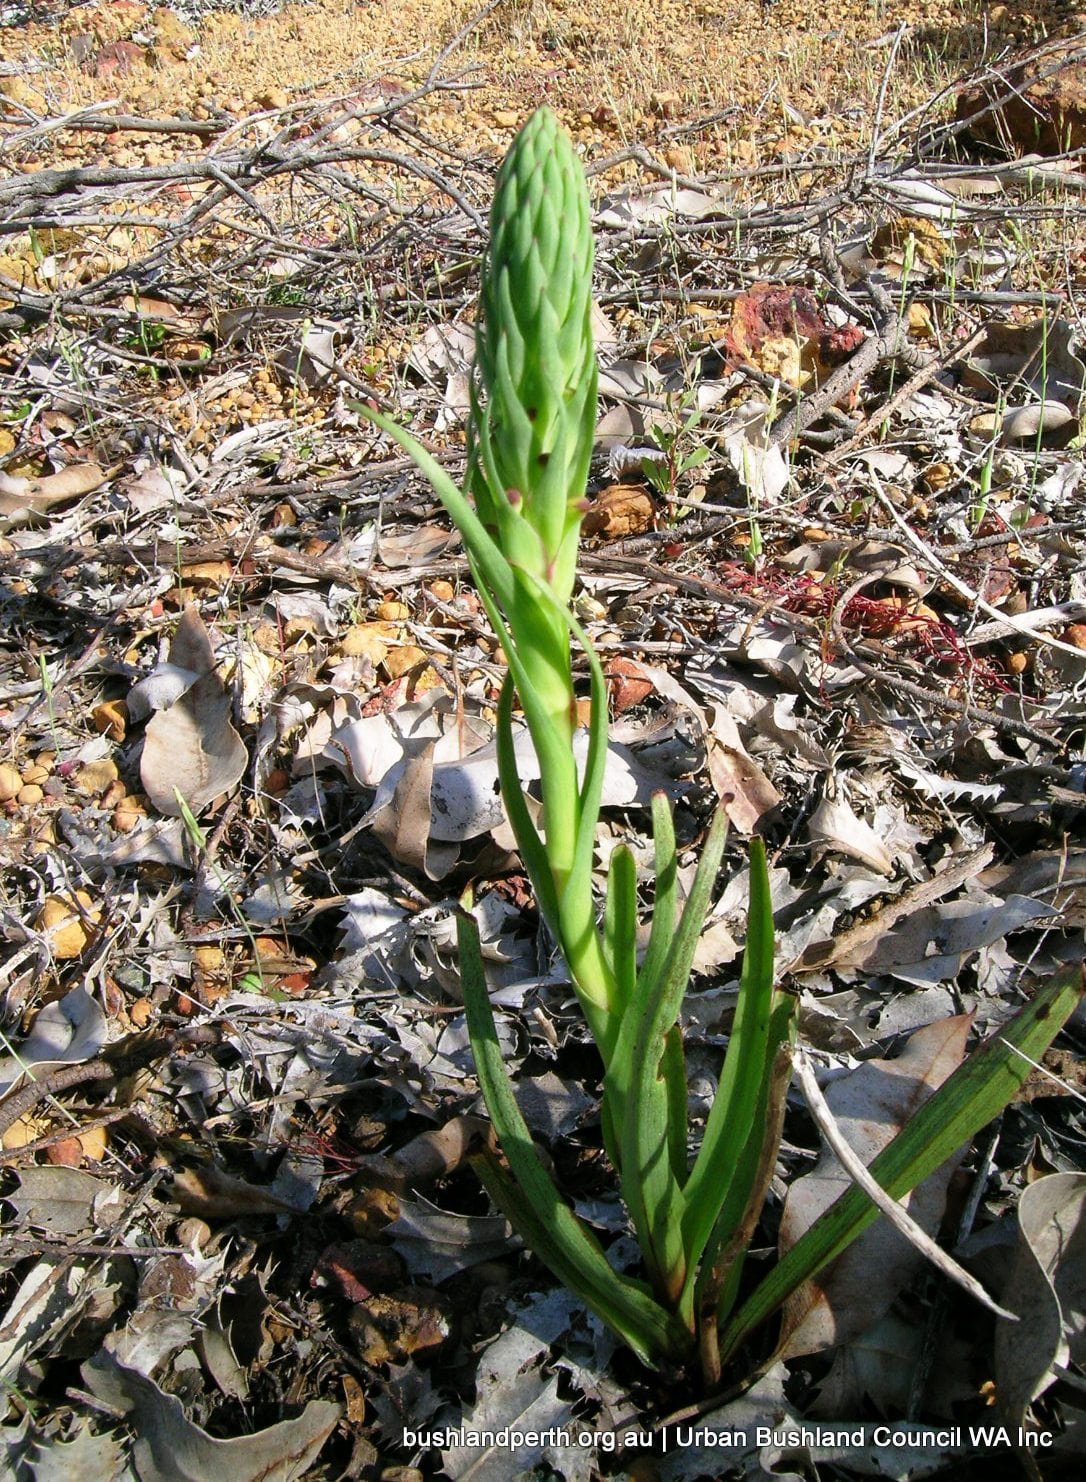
[
  {"left": 777, "top": 1015, "right": 972, "bottom": 1360},
  {"left": 0, "top": 461, "right": 112, "bottom": 518},
  {"left": 441, "top": 1315, "right": 585, "bottom": 1482},
  {"left": 706, "top": 705, "right": 781, "bottom": 833},
  {"left": 169, "top": 1165, "right": 303, "bottom": 1219},
  {"left": 384, "top": 1196, "right": 514, "bottom": 1283},
  {"left": 7, "top": 1166, "right": 118, "bottom": 1238},
  {"left": 995, "top": 1172, "right": 1086, "bottom": 1432},
  {"left": 140, "top": 606, "right": 247, "bottom": 817}
]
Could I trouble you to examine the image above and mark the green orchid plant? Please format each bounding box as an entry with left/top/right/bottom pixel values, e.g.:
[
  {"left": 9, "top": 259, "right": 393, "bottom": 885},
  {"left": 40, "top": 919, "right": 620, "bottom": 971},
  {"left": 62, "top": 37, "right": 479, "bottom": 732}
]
[{"left": 359, "top": 108, "right": 1084, "bottom": 1383}]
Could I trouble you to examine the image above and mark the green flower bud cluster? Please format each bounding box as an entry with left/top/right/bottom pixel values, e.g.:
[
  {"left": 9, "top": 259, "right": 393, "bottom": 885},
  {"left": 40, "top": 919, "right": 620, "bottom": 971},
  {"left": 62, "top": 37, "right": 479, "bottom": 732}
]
[{"left": 468, "top": 105, "right": 597, "bottom": 607}]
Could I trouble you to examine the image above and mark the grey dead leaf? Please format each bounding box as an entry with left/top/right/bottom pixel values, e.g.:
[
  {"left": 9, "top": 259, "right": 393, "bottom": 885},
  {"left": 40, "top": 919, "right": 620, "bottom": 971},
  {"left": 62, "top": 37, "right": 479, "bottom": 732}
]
[
  {"left": 377, "top": 521, "right": 456, "bottom": 567},
  {"left": 360, "top": 1115, "right": 492, "bottom": 1194},
  {"left": 807, "top": 792, "right": 894, "bottom": 875},
  {"left": 441, "top": 1315, "right": 588, "bottom": 1482},
  {"left": 384, "top": 1195, "right": 515, "bottom": 1283},
  {"left": 830, "top": 891, "right": 1056, "bottom": 983},
  {"left": 776, "top": 1014, "right": 972, "bottom": 1360},
  {"left": 30, "top": 1419, "right": 128, "bottom": 1482},
  {"left": 6, "top": 1166, "right": 118, "bottom": 1237},
  {"left": 721, "top": 399, "right": 792, "bottom": 503},
  {"left": 405, "top": 320, "right": 474, "bottom": 382},
  {"left": 120, "top": 463, "right": 186, "bottom": 516},
  {"left": 963, "top": 316, "right": 1086, "bottom": 411},
  {"left": 81, "top": 1352, "right": 341, "bottom": 1482},
  {"left": 140, "top": 606, "right": 247, "bottom": 818},
  {"left": 1, "top": 1257, "right": 125, "bottom": 1397},
  {"left": 272, "top": 317, "right": 346, "bottom": 388},
  {"left": 656, "top": 1363, "right": 797, "bottom": 1481},
  {"left": 169, "top": 1164, "right": 304, "bottom": 1219},
  {"left": 370, "top": 733, "right": 440, "bottom": 876},
  {"left": 126, "top": 663, "right": 203, "bottom": 723},
  {"left": 597, "top": 358, "right": 662, "bottom": 400},
  {"left": 705, "top": 706, "right": 781, "bottom": 833},
  {"left": 0, "top": 985, "right": 106, "bottom": 1097},
  {"left": 346, "top": 695, "right": 671, "bottom": 874},
  {"left": 994, "top": 1172, "right": 1086, "bottom": 1433},
  {"left": 595, "top": 402, "right": 648, "bottom": 445},
  {"left": 806, "top": 1308, "right": 919, "bottom": 1418},
  {"left": 595, "top": 186, "right": 725, "bottom": 228}
]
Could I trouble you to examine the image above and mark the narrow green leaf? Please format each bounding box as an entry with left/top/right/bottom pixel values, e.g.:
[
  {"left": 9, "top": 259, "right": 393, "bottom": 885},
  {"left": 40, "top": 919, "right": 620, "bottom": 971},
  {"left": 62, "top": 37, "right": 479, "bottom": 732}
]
[
  {"left": 682, "top": 839, "right": 780, "bottom": 1277},
  {"left": 457, "top": 909, "right": 683, "bottom": 1365},
  {"left": 694, "top": 1022, "right": 795, "bottom": 1387},
  {"left": 354, "top": 405, "right": 516, "bottom": 615},
  {"left": 607, "top": 808, "right": 729, "bottom": 1303},
  {"left": 604, "top": 844, "right": 638, "bottom": 1012},
  {"left": 691, "top": 996, "right": 797, "bottom": 1330},
  {"left": 494, "top": 676, "right": 561, "bottom": 941},
  {"left": 638, "top": 794, "right": 679, "bottom": 998},
  {"left": 661, "top": 1024, "right": 689, "bottom": 1187},
  {"left": 718, "top": 965, "right": 1085, "bottom": 1366}
]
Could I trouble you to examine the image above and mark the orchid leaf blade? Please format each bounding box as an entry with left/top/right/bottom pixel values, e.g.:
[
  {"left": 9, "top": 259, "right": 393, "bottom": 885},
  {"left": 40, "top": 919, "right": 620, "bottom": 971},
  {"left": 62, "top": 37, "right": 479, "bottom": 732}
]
[{"left": 719, "top": 965, "right": 1086, "bottom": 1367}]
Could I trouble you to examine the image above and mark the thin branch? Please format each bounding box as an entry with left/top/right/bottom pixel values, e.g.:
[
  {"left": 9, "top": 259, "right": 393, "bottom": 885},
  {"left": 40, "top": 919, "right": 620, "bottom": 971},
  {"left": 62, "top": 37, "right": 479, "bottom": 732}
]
[{"left": 793, "top": 1051, "right": 1017, "bottom": 1323}]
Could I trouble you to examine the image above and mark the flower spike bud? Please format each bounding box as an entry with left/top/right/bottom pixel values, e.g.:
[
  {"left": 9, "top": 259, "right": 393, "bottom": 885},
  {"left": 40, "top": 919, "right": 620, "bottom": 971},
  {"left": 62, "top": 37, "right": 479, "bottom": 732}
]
[{"left": 468, "top": 106, "right": 597, "bottom": 607}]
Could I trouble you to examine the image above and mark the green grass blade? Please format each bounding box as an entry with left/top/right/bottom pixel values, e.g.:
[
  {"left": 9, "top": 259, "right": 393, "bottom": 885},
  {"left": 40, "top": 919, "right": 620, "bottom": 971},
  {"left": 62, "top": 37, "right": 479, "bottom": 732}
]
[
  {"left": 681, "top": 839, "right": 779, "bottom": 1276},
  {"left": 457, "top": 908, "right": 683, "bottom": 1365},
  {"left": 718, "top": 965, "right": 1085, "bottom": 1366}
]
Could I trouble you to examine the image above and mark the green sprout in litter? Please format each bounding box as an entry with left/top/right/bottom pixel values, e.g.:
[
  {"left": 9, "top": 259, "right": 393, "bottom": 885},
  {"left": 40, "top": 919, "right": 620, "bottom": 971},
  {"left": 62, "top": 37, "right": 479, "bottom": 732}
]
[{"left": 357, "top": 108, "right": 1084, "bottom": 1384}]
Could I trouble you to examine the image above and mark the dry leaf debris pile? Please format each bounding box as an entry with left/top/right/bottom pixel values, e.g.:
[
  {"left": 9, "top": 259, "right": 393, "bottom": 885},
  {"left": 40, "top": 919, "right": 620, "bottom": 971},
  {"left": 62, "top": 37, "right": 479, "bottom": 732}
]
[{"left": 1, "top": 4, "right": 1086, "bottom": 1479}]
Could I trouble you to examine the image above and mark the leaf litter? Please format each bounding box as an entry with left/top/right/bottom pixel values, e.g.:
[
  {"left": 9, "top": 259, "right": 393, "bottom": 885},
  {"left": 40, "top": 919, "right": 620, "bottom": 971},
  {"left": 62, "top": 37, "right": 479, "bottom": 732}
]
[{"left": 1, "top": 1, "right": 1086, "bottom": 1479}]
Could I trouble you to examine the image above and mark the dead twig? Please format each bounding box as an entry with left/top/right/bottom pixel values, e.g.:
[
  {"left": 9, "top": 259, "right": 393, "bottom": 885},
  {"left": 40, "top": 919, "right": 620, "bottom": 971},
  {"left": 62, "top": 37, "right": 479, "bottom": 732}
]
[{"left": 793, "top": 1050, "right": 1016, "bottom": 1322}]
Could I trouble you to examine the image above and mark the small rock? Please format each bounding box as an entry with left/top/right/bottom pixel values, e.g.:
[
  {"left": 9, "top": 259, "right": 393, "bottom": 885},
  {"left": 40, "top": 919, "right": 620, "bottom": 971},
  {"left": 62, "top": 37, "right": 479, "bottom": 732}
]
[
  {"left": 45, "top": 1136, "right": 86, "bottom": 1168},
  {"left": 113, "top": 795, "right": 147, "bottom": 833},
  {"left": 1, "top": 1114, "right": 50, "bottom": 1151},
  {"left": 38, "top": 890, "right": 101, "bottom": 959},
  {"left": 75, "top": 757, "right": 120, "bottom": 796},
  {"left": 129, "top": 996, "right": 154, "bottom": 1027},
  {"left": 93, "top": 40, "right": 148, "bottom": 79},
  {"left": 340, "top": 623, "right": 392, "bottom": 663},
  {"left": 955, "top": 46, "right": 1086, "bottom": 156},
  {"left": 650, "top": 90, "right": 682, "bottom": 118},
  {"left": 1001, "top": 401, "right": 1076, "bottom": 442},
  {"left": 382, "top": 644, "right": 429, "bottom": 680}
]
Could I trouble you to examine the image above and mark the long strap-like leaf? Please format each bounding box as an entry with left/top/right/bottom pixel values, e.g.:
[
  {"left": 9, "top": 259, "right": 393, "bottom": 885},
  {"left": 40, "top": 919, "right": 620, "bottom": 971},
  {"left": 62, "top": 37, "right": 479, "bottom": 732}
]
[
  {"left": 457, "top": 908, "right": 686, "bottom": 1365},
  {"left": 681, "top": 840, "right": 784, "bottom": 1282},
  {"left": 718, "top": 965, "right": 1085, "bottom": 1366}
]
